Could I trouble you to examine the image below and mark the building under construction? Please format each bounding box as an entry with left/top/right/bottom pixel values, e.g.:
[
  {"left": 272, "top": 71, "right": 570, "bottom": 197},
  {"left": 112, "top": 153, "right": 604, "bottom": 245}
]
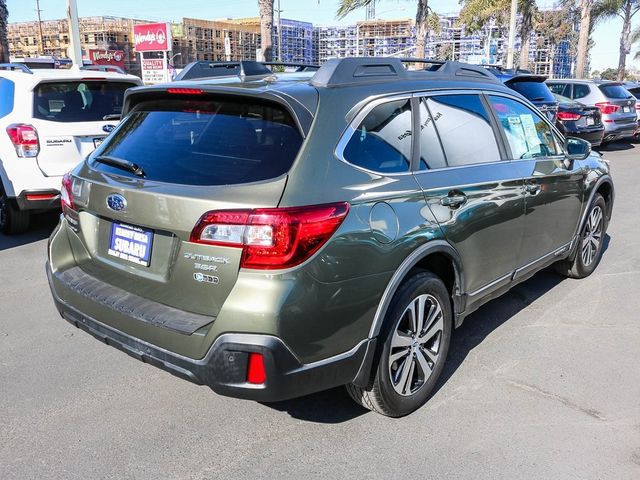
[
  {"left": 7, "top": 16, "right": 150, "bottom": 75},
  {"left": 273, "top": 19, "right": 314, "bottom": 64}
]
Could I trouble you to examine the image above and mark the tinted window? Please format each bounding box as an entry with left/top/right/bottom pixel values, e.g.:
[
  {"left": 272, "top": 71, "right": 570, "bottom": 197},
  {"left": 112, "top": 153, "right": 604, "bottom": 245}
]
[
  {"left": 489, "top": 96, "right": 559, "bottom": 159},
  {"left": 0, "top": 78, "right": 15, "bottom": 118},
  {"left": 573, "top": 84, "right": 590, "bottom": 100},
  {"left": 598, "top": 84, "right": 632, "bottom": 99},
  {"left": 507, "top": 81, "right": 555, "bottom": 103},
  {"left": 425, "top": 95, "right": 500, "bottom": 167},
  {"left": 417, "top": 98, "right": 447, "bottom": 170},
  {"left": 547, "top": 83, "right": 569, "bottom": 96},
  {"left": 91, "top": 97, "right": 303, "bottom": 186},
  {"left": 33, "top": 81, "right": 135, "bottom": 122},
  {"left": 343, "top": 99, "right": 412, "bottom": 173},
  {"left": 627, "top": 87, "right": 640, "bottom": 99}
]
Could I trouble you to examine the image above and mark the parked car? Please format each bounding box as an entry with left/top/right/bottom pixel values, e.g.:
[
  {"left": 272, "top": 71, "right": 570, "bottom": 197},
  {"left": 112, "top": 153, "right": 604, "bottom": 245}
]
[
  {"left": 552, "top": 93, "right": 604, "bottom": 147},
  {"left": 623, "top": 82, "right": 640, "bottom": 137},
  {"left": 0, "top": 63, "right": 142, "bottom": 234},
  {"left": 47, "top": 58, "right": 614, "bottom": 417},
  {"left": 546, "top": 79, "right": 637, "bottom": 143},
  {"left": 484, "top": 67, "right": 559, "bottom": 122}
]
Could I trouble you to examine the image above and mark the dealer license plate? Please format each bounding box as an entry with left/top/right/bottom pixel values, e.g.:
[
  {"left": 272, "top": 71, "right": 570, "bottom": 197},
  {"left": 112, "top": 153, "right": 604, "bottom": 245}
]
[{"left": 107, "top": 222, "right": 153, "bottom": 267}]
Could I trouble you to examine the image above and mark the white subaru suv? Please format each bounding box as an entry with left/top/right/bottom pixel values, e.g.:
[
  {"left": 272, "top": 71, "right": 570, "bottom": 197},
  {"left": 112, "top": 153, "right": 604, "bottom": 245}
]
[{"left": 0, "top": 64, "right": 142, "bottom": 234}]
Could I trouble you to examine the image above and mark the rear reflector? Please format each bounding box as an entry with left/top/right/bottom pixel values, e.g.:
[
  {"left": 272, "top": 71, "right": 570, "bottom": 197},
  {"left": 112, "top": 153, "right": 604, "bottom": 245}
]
[
  {"left": 167, "top": 88, "right": 203, "bottom": 95},
  {"left": 26, "top": 193, "right": 56, "bottom": 201},
  {"left": 247, "top": 353, "right": 266, "bottom": 384},
  {"left": 6, "top": 124, "right": 39, "bottom": 158},
  {"left": 190, "top": 202, "right": 350, "bottom": 270},
  {"left": 556, "top": 111, "right": 581, "bottom": 121}
]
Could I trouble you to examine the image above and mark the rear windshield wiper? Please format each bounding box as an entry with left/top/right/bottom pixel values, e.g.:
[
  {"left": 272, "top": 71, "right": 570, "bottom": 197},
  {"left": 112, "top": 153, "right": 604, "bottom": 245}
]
[{"left": 93, "top": 155, "right": 146, "bottom": 178}]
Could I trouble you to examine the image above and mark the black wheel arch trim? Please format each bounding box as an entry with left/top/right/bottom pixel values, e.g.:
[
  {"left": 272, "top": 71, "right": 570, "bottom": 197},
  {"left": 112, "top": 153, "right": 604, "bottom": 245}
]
[{"left": 367, "top": 239, "right": 465, "bottom": 341}]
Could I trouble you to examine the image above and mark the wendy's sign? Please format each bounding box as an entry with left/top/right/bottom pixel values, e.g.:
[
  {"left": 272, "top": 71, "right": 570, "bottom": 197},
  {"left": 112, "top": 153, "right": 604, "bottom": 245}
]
[
  {"left": 133, "top": 23, "right": 171, "bottom": 52},
  {"left": 88, "top": 50, "right": 125, "bottom": 70}
]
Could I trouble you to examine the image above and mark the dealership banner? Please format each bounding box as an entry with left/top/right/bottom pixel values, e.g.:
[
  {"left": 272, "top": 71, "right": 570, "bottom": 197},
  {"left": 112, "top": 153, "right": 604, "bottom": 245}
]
[
  {"left": 141, "top": 57, "right": 169, "bottom": 84},
  {"left": 88, "top": 49, "right": 125, "bottom": 70},
  {"left": 134, "top": 22, "right": 172, "bottom": 52}
]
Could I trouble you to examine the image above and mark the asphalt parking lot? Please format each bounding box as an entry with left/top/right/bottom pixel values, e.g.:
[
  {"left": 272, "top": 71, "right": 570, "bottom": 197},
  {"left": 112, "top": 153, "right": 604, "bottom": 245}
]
[{"left": 1, "top": 144, "right": 639, "bottom": 480}]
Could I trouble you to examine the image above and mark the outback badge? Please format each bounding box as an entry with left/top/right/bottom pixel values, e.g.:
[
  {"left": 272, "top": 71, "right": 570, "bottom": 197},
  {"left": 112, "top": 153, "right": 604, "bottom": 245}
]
[{"left": 106, "top": 193, "right": 127, "bottom": 212}]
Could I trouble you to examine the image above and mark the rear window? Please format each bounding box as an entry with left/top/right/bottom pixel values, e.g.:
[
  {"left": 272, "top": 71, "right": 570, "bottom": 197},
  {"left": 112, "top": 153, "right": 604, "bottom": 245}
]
[
  {"left": 598, "top": 84, "right": 632, "bottom": 99},
  {"left": 90, "top": 97, "right": 303, "bottom": 186},
  {"left": 33, "top": 81, "right": 135, "bottom": 122},
  {"left": 507, "top": 81, "right": 555, "bottom": 103}
]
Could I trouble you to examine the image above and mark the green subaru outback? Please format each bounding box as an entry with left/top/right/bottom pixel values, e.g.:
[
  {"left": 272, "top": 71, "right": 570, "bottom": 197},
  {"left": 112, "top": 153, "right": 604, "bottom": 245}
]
[{"left": 47, "top": 58, "right": 614, "bottom": 417}]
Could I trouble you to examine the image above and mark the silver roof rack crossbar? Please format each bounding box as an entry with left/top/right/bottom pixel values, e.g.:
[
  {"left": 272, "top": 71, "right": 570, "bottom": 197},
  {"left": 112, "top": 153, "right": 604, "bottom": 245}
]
[
  {"left": 0, "top": 63, "right": 33, "bottom": 74},
  {"left": 174, "top": 60, "right": 319, "bottom": 81},
  {"left": 310, "top": 57, "right": 500, "bottom": 87}
]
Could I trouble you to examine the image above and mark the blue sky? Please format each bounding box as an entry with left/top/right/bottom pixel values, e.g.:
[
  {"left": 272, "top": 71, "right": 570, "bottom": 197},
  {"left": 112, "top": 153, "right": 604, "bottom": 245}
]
[{"left": 7, "top": 0, "right": 639, "bottom": 71}]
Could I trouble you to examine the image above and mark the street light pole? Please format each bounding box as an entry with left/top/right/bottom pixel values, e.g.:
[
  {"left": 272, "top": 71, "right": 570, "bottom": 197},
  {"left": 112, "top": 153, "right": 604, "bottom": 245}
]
[
  {"left": 66, "top": 0, "right": 83, "bottom": 67},
  {"left": 506, "top": 0, "right": 517, "bottom": 68}
]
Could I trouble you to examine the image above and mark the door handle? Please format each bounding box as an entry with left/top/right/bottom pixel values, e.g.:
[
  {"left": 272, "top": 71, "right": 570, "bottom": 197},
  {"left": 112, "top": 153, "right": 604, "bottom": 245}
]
[
  {"left": 524, "top": 183, "right": 541, "bottom": 195},
  {"left": 440, "top": 193, "right": 467, "bottom": 208}
]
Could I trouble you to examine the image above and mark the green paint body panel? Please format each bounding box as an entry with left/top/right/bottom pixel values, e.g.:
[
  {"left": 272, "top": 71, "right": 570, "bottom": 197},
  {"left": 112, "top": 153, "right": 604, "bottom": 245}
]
[{"left": 47, "top": 65, "right": 614, "bottom": 398}]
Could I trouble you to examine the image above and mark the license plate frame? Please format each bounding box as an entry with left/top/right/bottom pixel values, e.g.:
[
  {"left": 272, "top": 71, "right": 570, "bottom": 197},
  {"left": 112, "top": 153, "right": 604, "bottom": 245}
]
[
  {"left": 622, "top": 106, "right": 631, "bottom": 113},
  {"left": 107, "top": 222, "right": 154, "bottom": 267},
  {"left": 586, "top": 116, "right": 595, "bottom": 126}
]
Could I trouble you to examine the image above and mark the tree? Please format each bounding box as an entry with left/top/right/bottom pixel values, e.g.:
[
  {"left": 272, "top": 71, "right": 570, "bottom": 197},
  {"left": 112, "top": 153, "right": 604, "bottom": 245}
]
[
  {"left": 574, "top": 0, "right": 592, "bottom": 78},
  {"left": 336, "top": 0, "right": 432, "bottom": 59},
  {"left": 633, "top": 24, "right": 640, "bottom": 59},
  {"left": 534, "top": 7, "right": 575, "bottom": 78},
  {"left": 459, "top": 0, "right": 537, "bottom": 69},
  {"left": 0, "top": 0, "right": 8, "bottom": 63},
  {"left": 591, "top": 0, "right": 640, "bottom": 81},
  {"left": 258, "top": 0, "right": 274, "bottom": 61}
]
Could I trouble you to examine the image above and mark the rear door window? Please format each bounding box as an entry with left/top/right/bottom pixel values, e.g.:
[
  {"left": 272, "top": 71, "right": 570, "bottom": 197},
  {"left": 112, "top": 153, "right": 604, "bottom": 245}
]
[
  {"left": 507, "top": 81, "right": 555, "bottom": 103},
  {"left": 489, "top": 96, "right": 559, "bottom": 159},
  {"left": 598, "top": 84, "right": 632, "bottom": 99},
  {"left": 547, "top": 83, "right": 570, "bottom": 97},
  {"left": 425, "top": 94, "right": 501, "bottom": 167},
  {"left": 90, "top": 97, "right": 303, "bottom": 186},
  {"left": 343, "top": 98, "right": 412, "bottom": 173},
  {"left": 573, "top": 84, "right": 590, "bottom": 100},
  {"left": 33, "top": 81, "right": 136, "bottom": 122}
]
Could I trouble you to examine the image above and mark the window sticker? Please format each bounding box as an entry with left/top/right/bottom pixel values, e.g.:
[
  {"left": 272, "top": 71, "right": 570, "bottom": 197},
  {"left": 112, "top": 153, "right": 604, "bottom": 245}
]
[{"left": 520, "top": 114, "right": 542, "bottom": 155}]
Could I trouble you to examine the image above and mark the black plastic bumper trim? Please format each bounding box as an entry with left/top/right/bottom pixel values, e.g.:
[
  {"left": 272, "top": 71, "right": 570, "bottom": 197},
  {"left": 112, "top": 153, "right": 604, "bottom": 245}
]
[{"left": 47, "top": 264, "right": 371, "bottom": 402}]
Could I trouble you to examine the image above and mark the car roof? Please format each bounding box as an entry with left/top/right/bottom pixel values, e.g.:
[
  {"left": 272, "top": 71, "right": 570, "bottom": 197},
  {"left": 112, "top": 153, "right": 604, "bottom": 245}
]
[{"left": 0, "top": 67, "right": 141, "bottom": 89}]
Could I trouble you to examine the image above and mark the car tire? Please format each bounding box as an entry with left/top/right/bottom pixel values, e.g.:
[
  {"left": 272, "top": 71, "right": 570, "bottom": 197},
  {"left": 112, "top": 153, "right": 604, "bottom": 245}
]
[
  {"left": 0, "top": 191, "right": 31, "bottom": 235},
  {"left": 347, "top": 270, "right": 452, "bottom": 417},
  {"left": 555, "top": 193, "right": 607, "bottom": 279}
]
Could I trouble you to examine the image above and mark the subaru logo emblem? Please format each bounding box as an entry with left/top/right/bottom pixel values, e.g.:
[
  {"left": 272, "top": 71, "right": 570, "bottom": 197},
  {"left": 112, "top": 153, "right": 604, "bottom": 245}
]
[
  {"left": 102, "top": 124, "right": 115, "bottom": 133},
  {"left": 106, "top": 194, "right": 127, "bottom": 212}
]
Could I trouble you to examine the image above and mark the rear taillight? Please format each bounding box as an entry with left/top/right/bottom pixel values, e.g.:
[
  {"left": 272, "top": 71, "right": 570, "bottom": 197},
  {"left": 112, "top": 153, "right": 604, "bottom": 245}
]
[
  {"left": 190, "top": 202, "right": 350, "bottom": 269},
  {"left": 6, "top": 124, "right": 39, "bottom": 158},
  {"left": 556, "top": 111, "right": 581, "bottom": 121},
  {"left": 595, "top": 102, "right": 619, "bottom": 115},
  {"left": 61, "top": 173, "right": 75, "bottom": 212}
]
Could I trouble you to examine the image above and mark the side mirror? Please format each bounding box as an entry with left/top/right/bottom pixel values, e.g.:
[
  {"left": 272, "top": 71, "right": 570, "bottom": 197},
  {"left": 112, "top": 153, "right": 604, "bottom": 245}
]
[{"left": 565, "top": 137, "right": 591, "bottom": 161}]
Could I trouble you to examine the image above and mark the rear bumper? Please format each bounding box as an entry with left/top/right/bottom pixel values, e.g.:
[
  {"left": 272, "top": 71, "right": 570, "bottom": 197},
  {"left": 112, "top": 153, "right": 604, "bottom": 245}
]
[
  {"left": 563, "top": 127, "right": 604, "bottom": 147},
  {"left": 47, "top": 264, "right": 373, "bottom": 402},
  {"left": 602, "top": 122, "right": 637, "bottom": 141}
]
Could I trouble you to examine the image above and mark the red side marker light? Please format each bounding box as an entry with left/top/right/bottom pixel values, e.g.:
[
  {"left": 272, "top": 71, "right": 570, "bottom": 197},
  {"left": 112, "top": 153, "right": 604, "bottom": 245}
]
[
  {"left": 247, "top": 352, "right": 266, "bottom": 384},
  {"left": 26, "top": 193, "right": 56, "bottom": 201}
]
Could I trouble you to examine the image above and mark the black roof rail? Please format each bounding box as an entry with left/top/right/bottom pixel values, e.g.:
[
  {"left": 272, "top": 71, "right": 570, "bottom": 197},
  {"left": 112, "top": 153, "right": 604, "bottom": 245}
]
[
  {"left": 81, "top": 64, "right": 126, "bottom": 74},
  {"left": 310, "top": 57, "right": 500, "bottom": 87},
  {"left": 0, "top": 63, "right": 33, "bottom": 74}
]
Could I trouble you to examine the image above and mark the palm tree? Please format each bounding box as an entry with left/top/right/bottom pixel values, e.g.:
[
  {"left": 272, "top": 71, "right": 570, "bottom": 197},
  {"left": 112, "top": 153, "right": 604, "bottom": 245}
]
[
  {"left": 258, "top": 0, "right": 274, "bottom": 61},
  {"left": 633, "top": 24, "right": 640, "bottom": 60},
  {"left": 0, "top": 0, "right": 8, "bottom": 63},
  {"left": 336, "top": 0, "right": 431, "bottom": 59},
  {"left": 459, "top": 0, "right": 537, "bottom": 69}
]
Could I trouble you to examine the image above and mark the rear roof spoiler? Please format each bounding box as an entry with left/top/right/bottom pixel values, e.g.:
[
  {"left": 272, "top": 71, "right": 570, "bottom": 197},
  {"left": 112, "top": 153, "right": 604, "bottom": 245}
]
[{"left": 310, "top": 57, "right": 500, "bottom": 88}]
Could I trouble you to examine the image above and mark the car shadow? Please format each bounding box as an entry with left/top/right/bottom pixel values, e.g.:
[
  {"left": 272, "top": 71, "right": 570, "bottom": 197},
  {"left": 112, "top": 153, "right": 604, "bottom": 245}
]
[
  {"left": 261, "top": 235, "right": 611, "bottom": 423},
  {"left": 0, "top": 212, "right": 59, "bottom": 251},
  {"left": 595, "top": 141, "right": 636, "bottom": 153}
]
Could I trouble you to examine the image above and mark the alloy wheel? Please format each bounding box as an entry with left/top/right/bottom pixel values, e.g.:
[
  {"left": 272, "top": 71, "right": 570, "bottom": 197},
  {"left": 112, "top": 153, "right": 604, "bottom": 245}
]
[
  {"left": 581, "top": 205, "right": 603, "bottom": 267},
  {"left": 388, "top": 294, "right": 444, "bottom": 396}
]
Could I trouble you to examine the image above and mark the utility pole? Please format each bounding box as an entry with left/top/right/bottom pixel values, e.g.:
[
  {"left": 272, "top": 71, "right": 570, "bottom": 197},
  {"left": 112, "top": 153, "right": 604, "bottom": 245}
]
[
  {"left": 365, "top": 3, "right": 375, "bottom": 20},
  {"left": 276, "top": 0, "right": 282, "bottom": 62},
  {"left": 66, "top": 0, "right": 83, "bottom": 67},
  {"left": 506, "top": 0, "right": 517, "bottom": 68},
  {"left": 35, "top": 0, "right": 45, "bottom": 56}
]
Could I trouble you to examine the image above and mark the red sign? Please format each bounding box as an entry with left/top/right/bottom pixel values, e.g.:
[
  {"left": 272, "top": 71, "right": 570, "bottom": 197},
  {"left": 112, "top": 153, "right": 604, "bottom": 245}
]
[
  {"left": 133, "top": 22, "right": 171, "bottom": 52},
  {"left": 88, "top": 49, "right": 125, "bottom": 70}
]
